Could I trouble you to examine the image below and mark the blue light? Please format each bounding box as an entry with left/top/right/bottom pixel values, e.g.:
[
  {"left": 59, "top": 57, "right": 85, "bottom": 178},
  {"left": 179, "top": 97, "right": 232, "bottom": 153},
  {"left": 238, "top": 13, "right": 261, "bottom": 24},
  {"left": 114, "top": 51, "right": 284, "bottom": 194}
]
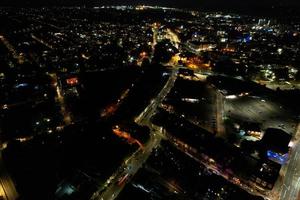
[
  {"left": 243, "top": 35, "right": 252, "bottom": 43},
  {"left": 267, "top": 150, "right": 289, "bottom": 164},
  {"left": 239, "top": 130, "right": 245, "bottom": 136},
  {"left": 14, "top": 83, "right": 29, "bottom": 89}
]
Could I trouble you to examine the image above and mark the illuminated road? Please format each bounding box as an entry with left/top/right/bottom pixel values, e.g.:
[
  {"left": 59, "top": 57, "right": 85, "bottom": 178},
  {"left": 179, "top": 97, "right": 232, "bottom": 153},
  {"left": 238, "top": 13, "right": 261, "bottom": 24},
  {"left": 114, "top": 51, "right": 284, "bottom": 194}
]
[
  {"left": 255, "top": 80, "right": 300, "bottom": 91},
  {"left": 279, "top": 123, "right": 300, "bottom": 200},
  {"left": 215, "top": 90, "right": 226, "bottom": 138},
  {"left": 0, "top": 34, "right": 25, "bottom": 64},
  {"left": 165, "top": 130, "right": 266, "bottom": 199},
  {"left": 91, "top": 68, "right": 178, "bottom": 200},
  {"left": 92, "top": 129, "right": 162, "bottom": 200},
  {"left": 101, "top": 88, "right": 130, "bottom": 118},
  {"left": 31, "top": 34, "right": 54, "bottom": 49},
  {"left": 50, "top": 73, "right": 72, "bottom": 126},
  {"left": 151, "top": 23, "right": 158, "bottom": 56},
  {"left": 135, "top": 68, "right": 178, "bottom": 124},
  {"left": 0, "top": 152, "right": 18, "bottom": 200},
  {"left": 165, "top": 29, "right": 180, "bottom": 49}
]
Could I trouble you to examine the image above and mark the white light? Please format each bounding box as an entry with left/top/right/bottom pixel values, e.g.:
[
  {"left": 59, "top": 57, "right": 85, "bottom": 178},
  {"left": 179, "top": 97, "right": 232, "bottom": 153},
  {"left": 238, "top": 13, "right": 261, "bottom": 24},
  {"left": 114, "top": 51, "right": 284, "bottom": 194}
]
[
  {"left": 225, "top": 95, "right": 237, "bottom": 99},
  {"left": 289, "top": 140, "right": 295, "bottom": 148}
]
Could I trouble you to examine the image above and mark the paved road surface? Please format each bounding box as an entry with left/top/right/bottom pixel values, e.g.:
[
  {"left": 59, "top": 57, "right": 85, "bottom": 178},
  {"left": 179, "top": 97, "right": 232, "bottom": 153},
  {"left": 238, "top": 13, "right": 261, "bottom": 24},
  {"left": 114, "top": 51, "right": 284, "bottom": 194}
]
[
  {"left": 0, "top": 152, "right": 18, "bottom": 200},
  {"left": 91, "top": 68, "right": 178, "bottom": 200},
  {"left": 215, "top": 90, "right": 226, "bottom": 138},
  {"left": 95, "top": 128, "right": 162, "bottom": 200},
  {"left": 279, "top": 123, "right": 300, "bottom": 200}
]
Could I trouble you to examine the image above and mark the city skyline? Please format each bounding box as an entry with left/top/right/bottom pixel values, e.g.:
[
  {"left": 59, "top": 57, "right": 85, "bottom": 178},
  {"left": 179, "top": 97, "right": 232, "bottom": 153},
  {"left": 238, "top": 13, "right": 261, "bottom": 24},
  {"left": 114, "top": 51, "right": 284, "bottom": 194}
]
[{"left": 1, "top": 0, "right": 300, "bottom": 9}]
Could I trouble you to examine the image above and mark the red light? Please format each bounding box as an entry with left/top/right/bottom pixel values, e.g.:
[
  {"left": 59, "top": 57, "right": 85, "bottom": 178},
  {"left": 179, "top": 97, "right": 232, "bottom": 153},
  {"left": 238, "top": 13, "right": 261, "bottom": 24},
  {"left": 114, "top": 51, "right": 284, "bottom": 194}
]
[{"left": 66, "top": 77, "right": 78, "bottom": 86}]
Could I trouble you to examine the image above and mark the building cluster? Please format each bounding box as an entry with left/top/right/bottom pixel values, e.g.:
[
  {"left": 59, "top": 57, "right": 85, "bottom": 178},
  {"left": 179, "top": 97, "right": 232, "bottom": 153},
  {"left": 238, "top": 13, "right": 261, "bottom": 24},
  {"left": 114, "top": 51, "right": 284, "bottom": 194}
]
[{"left": 0, "top": 5, "right": 299, "bottom": 200}]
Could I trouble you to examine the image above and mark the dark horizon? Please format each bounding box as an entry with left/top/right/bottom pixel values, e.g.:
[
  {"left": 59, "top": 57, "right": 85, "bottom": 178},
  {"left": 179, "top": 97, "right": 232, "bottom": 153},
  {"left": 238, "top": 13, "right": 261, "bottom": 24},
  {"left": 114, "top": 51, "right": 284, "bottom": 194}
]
[
  {"left": 1, "top": 0, "right": 300, "bottom": 8},
  {"left": 1, "top": 0, "right": 300, "bottom": 18}
]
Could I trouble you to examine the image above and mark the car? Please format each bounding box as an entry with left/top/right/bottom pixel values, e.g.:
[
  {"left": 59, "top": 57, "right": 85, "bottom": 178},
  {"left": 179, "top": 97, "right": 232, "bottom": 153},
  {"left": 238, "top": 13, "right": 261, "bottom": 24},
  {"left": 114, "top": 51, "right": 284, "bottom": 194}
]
[{"left": 2, "top": 104, "right": 8, "bottom": 109}]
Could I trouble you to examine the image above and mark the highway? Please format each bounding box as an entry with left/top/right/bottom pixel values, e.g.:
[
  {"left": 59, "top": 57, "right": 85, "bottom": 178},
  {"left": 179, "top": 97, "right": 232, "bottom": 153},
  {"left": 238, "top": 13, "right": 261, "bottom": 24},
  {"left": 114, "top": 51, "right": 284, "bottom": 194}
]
[
  {"left": 91, "top": 67, "right": 178, "bottom": 200},
  {"left": 0, "top": 152, "right": 18, "bottom": 200}
]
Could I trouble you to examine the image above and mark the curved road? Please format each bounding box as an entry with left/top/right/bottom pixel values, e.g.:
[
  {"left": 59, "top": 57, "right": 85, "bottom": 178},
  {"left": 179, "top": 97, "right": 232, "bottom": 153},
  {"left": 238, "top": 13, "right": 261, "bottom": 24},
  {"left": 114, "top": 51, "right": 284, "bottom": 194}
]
[{"left": 0, "top": 152, "right": 18, "bottom": 200}]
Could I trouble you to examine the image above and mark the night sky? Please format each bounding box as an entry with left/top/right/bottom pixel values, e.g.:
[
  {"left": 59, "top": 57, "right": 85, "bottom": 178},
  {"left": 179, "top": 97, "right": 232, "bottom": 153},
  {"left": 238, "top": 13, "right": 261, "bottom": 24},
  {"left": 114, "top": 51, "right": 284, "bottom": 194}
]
[
  {"left": 0, "top": 0, "right": 300, "bottom": 17},
  {"left": 0, "top": 0, "right": 299, "bottom": 7}
]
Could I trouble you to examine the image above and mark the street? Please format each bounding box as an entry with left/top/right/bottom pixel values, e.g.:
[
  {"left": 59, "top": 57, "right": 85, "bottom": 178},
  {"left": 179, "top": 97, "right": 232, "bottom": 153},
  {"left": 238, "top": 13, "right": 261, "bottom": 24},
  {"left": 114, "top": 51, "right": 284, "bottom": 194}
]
[
  {"left": 279, "top": 123, "right": 300, "bottom": 200},
  {"left": 0, "top": 152, "right": 18, "bottom": 200},
  {"left": 215, "top": 89, "right": 226, "bottom": 138},
  {"left": 51, "top": 73, "right": 73, "bottom": 126},
  {"left": 91, "top": 66, "right": 178, "bottom": 200}
]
